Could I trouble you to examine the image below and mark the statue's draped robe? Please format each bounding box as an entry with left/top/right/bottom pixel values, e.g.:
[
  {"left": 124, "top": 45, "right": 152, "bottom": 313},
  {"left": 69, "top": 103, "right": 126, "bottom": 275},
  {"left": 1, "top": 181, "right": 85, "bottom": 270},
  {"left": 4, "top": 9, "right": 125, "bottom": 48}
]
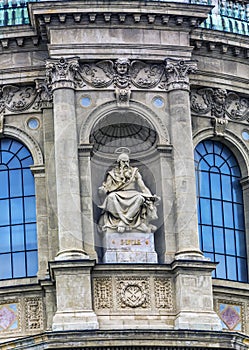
[{"left": 99, "top": 167, "right": 155, "bottom": 231}]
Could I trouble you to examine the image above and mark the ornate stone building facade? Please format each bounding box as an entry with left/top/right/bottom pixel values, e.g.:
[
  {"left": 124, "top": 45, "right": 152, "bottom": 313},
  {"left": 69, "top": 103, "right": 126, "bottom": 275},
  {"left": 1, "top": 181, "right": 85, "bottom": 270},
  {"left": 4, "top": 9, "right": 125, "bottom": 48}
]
[{"left": 0, "top": 0, "right": 249, "bottom": 348}]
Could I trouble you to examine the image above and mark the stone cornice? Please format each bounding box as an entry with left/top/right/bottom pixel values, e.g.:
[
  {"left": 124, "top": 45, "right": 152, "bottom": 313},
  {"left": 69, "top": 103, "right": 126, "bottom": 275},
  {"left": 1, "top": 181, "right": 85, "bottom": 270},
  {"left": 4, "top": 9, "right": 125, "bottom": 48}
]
[
  {"left": 1, "top": 328, "right": 249, "bottom": 349},
  {"left": 191, "top": 28, "right": 249, "bottom": 59},
  {"left": 0, "top": 25, "right": 39, "bottom": 49},
  {"left": 28, "top": 0, "right": 212, "bottom": 39}
]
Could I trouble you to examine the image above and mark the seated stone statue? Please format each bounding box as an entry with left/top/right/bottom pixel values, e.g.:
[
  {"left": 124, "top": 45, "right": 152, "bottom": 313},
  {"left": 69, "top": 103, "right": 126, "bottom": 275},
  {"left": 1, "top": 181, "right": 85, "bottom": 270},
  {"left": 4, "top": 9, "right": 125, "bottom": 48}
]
[{"left": 98, "top": 152, "right": 159, "bottom": 233}]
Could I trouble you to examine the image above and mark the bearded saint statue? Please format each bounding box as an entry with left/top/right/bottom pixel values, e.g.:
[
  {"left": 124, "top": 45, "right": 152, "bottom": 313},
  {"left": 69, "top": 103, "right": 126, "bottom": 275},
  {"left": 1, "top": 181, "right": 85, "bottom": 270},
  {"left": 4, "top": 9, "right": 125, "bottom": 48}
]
[{"left": 98, "top": 151, "right": 159, "bottom": 233}]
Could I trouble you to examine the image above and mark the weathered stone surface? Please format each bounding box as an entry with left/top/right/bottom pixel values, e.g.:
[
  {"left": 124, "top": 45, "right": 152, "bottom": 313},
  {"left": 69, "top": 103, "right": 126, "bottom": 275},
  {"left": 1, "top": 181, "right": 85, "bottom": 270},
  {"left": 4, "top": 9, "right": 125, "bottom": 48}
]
[
  {"left": 103, "top": 232, "right": 158, "bottom": 263},
  {"left": 0, "top": 0, "right": 249, "bottom": 347}
]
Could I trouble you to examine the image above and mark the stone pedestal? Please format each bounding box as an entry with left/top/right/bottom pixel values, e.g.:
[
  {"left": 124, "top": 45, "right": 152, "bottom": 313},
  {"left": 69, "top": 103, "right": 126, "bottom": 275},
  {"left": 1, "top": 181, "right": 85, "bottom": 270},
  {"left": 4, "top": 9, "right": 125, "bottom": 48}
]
[
  {"left": 50, "top": 260, "right": 99, "bottom": 331},
  {"left": 172, "top": 260, "right": 222, "bottom": 331},
  {"left": 103, "top": 232, "right": 158, "bottom": 263}
]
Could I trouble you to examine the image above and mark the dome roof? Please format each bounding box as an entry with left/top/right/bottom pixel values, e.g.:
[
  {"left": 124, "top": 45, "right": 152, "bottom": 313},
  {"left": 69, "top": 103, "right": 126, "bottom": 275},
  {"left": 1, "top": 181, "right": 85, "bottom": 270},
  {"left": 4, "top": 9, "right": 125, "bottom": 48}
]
[{"left": 1, "top": 0, "right": 249, "bottom": 36}]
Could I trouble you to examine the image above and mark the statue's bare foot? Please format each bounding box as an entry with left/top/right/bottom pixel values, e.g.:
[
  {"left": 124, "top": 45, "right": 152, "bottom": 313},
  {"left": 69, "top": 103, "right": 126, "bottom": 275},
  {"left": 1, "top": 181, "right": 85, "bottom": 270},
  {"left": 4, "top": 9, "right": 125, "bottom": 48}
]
[{"left": 117, "top": 226, "right": 125, "bottom": 233}]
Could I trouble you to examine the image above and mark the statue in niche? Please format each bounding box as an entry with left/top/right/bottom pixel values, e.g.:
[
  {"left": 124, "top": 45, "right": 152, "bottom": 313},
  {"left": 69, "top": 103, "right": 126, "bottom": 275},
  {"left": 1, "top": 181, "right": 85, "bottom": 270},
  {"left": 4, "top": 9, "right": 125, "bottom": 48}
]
[{"left": 98, "top": 150, "right": 160, "bottom": 233}]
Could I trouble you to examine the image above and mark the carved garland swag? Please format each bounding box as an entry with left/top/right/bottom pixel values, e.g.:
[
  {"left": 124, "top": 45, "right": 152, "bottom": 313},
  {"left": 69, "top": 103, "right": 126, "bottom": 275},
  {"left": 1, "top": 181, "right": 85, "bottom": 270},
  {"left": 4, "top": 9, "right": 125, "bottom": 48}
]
[
  {"left": 191, "top": 87, "right": 249, "bottom": 122},
  {"left": 1, "top": 57, "right": 249, "bottom": 122}
]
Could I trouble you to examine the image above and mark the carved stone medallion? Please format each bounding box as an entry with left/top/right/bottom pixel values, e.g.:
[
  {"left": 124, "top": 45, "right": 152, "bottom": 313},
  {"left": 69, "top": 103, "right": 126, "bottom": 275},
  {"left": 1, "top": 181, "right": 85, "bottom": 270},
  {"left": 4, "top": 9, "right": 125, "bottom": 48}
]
[{"left": 116, "top": 278, "right": 150, "bottom": 309}]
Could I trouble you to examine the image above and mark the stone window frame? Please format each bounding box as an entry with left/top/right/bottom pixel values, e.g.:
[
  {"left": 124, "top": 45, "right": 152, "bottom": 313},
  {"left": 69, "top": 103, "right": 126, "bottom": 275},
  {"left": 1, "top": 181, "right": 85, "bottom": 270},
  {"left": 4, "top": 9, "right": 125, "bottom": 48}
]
[
  {"left": 0, "top": 125, "right": 47, "bottom": 284},
  {"left": 193, "top": 127, "right": 249, "bottom": 283}
]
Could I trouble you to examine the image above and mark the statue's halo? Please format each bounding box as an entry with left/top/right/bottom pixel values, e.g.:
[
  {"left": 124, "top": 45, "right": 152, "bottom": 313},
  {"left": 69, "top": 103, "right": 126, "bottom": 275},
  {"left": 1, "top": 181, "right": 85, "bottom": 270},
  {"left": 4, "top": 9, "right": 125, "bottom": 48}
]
[{"left": 114, "top": 147, "right": 131, "bottom": 155}]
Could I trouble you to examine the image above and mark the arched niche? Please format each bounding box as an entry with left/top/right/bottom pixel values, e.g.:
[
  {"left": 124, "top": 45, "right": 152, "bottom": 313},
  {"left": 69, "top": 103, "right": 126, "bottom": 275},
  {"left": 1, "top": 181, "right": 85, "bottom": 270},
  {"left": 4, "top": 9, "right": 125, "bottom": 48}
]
[{"left": 89, "top": 108, "right": 164, "bottom": 262}]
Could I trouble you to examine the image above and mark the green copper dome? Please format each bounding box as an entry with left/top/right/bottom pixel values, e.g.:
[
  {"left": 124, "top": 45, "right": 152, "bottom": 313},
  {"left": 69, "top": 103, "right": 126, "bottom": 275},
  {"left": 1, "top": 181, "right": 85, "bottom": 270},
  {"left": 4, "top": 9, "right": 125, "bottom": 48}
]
[
  {"left": 0, "top": 0, "right": 38, "bottom": 26},
  {"left": 0, "top": 0, "right": 249, "bottom": 36}
]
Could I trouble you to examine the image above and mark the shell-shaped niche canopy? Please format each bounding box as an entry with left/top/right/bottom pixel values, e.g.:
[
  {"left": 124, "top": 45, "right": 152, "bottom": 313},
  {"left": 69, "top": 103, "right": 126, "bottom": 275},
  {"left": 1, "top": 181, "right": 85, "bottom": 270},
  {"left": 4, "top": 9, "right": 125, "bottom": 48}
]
[{"left": 89, "top": 110, "right": 158, "bottom": 159}]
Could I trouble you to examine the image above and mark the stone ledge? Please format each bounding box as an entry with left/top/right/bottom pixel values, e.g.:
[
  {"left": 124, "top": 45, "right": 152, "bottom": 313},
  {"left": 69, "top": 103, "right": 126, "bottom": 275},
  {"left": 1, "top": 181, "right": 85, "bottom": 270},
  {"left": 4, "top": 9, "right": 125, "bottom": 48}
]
[{"left": 1, "top": 329, "right": 248, "bottom": 349}]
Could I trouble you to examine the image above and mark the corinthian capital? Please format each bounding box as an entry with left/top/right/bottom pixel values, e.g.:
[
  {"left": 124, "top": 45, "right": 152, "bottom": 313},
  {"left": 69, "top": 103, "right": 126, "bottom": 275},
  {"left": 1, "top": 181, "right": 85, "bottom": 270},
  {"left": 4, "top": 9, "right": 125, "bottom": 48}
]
[
  {"left": 165, "top": 58, "right": 197, "bottom": 91},
  {"left": 46, "top": 57, "right": 80, "bottom": 90}
]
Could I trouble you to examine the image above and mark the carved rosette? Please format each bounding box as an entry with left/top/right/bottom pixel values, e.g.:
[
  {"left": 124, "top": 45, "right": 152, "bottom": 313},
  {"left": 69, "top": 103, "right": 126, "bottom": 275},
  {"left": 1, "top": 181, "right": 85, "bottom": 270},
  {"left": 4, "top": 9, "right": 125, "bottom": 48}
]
[
  {"left": 191, "top": 87, "right": 249, "bottom": 122},
  {"left": 165, "top": 58, "right": 197, "bottom": 91},
  {"left": 46, "top": 57, "right": 81, "bottom": 90}
]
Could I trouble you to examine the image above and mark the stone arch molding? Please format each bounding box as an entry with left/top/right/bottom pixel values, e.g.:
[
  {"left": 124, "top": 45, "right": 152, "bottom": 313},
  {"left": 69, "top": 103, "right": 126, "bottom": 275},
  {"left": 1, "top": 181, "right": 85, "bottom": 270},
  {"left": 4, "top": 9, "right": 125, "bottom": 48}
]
[
  {"left": 3, "top": 125, "right": 44, "bottom": 165},
  {"left": 79, "top": 100, "right": 170, "bottom": 145},
  {"left": 193, "top": 127, "right": 249, "bottom": 178}
]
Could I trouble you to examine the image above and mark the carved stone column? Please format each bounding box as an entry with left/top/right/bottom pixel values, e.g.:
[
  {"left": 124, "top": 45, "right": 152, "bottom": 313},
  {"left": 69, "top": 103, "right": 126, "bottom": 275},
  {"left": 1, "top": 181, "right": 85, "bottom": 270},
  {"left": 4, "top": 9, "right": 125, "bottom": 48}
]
[
  {"left": 30, "top": 165, "right": 49, "bottom": 279},
  {"left": 78, "top": 144, "right": 98, "bottom": 260},
  {"left": 165, "top": 58, "right": 202, "bottom": 259},
  {"left": 46, "top": 57, "right": 98, "bottom": 331},
  {"left": 46, "top": 57, "right": 88, "bottom": 260},
  {"left": 165, "top": 59, "right": 221, "bottom": 331}
]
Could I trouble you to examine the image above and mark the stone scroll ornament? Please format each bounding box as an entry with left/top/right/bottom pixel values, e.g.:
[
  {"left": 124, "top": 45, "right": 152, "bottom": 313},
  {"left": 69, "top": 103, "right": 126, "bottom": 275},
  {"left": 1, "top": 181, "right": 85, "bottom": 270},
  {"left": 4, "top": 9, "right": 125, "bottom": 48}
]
[
  {"left": 44, "top": 57, "right": 196, "bottom": 105},
  {"left": 0, "top": 80, "right": 52, "bottom": 115},
  {"left": 98, "top": 148, "right": 160, "bottom": 233},
  {"left": 191, "top": 87, "right": 249, "bottom": 122},
  {"left": 78, "top": 58, "right": 165, "bottom": 106}
]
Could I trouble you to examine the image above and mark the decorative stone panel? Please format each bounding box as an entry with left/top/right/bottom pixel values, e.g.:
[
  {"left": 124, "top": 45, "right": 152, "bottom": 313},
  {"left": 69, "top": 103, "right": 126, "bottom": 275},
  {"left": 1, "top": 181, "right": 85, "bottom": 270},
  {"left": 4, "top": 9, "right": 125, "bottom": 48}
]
[
  {"left": 191, "top": 87, "right": 249, "bottom": 122},
  {"left": 93, "top": 277, "right": 113, "bottom": 310},
  {"left": 215, "top": 299, "right": 245, "bottom": 332},
  {"left": 0, "top": 295, "right": 44, "bottom": 339},
  {"left": 0, "top": 82, "right": 52, "bottom": 115},
  {"left": 116, "top": 277, "right": 150, "bottom": 309},
  {"left": 25, "top": 298, "right": 44, "bottom": 331},
  {"left": 93, "top": 274, "right": 174, "bottom": 313},
  {"left": 154, "top": 278, "right": 173, "bottom": 310}
]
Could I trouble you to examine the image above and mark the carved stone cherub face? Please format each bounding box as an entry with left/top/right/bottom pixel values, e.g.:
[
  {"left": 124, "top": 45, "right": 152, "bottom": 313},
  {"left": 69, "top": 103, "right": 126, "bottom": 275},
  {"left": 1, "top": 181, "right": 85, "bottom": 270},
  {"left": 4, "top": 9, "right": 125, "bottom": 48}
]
[{"left": 115, "top": 59, "right": 130, "bottom": 75}]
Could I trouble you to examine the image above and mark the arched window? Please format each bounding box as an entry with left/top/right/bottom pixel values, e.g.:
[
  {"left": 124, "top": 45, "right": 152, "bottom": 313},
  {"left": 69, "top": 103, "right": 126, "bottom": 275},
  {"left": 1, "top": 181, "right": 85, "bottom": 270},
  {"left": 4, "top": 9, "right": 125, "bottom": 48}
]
[
  {"left": 195, "top": 140, "right": 248, "bottom": 282},
  {"left": 0, "top": 138, "right": 38, "bottom": 280}
]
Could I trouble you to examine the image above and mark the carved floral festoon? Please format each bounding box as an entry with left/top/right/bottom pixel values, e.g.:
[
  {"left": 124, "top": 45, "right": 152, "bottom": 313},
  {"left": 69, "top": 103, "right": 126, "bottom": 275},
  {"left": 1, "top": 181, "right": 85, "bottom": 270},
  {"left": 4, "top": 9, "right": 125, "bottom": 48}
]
[
  {"left": 45, "top": 57, "right": 197, "bottom": 106},
  {"left": 46, "top": 57, "right": 197, "bottom": 106},
  {"left": 79, "top": 57, "right": 165, "bottom": 105},
  {"left": 0, "top": 57, "right": 196, "bottom": 114},
  {"left": 191, "top": 87, "right": 249, "bottom": 122}
]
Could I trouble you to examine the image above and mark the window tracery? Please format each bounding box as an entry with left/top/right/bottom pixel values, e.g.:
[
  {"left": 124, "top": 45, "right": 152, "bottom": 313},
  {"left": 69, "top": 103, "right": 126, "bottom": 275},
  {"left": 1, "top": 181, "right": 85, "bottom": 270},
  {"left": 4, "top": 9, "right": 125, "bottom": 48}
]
[
  {"left": 0, "top": 138, "right": 38, "bottom": 280},
  {"left": 195, "top": 140, "right": 248, "bottom": 282}
]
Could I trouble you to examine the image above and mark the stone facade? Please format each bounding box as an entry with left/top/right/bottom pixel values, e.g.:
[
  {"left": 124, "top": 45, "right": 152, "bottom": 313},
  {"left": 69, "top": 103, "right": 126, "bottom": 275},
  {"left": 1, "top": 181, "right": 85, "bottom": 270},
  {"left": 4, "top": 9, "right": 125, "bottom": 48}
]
[{"left": 0, "top": 0, "right": 249, "bottom": 348}]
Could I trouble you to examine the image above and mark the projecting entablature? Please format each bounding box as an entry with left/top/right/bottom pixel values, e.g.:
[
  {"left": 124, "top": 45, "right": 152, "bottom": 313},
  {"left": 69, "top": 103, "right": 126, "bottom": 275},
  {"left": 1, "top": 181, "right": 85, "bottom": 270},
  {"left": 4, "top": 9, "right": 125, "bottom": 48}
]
[{"left": 25, "top": 0, "right": 212, "bottom": 59}]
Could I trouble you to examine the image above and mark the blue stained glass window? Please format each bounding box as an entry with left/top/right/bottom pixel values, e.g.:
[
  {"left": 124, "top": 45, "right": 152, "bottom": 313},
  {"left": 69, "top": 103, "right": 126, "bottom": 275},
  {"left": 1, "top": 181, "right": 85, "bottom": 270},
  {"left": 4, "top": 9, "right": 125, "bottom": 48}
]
[
  {"left": 195, "top": 140, "right": 248, "bottom": 282},
  {"left": 0, "top": 138, "right": 38, "bottom": 280}
]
